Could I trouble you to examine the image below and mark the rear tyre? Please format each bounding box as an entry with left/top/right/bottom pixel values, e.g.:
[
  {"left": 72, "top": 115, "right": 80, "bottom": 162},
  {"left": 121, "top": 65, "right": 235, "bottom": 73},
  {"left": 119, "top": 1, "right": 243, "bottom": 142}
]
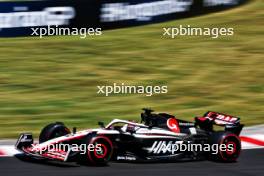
[
  {"left": 208, "top": 131, "right": 241, "bottom": 162},
  {"left": 39, "top": 122, "right": 70, "bottom": 143},
  {"left": 82, "top": 135, "right": 113, "bottom": 166}
]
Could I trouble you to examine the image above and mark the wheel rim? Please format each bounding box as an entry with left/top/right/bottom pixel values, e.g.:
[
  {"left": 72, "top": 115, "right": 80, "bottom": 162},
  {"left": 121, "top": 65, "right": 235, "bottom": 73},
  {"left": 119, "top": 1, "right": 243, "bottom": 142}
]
[
  {"left": 219, "top": 134, "right": 241, "bottom": 161},
  {"left": 225, "top": 141, "right": 237, "bottom": 155},
  {"left": 94, "top": 143, "right": 108, "bottom": 159},
  {"left": 87, "top": 136, "right": 113, "bottom": 164}
]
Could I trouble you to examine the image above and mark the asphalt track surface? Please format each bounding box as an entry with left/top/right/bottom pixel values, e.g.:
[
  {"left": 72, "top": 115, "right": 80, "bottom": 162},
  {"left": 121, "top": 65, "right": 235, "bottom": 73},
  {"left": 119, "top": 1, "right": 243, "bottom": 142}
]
[{"left": 0, "top": 149, "right": 263, "bottom": 176}]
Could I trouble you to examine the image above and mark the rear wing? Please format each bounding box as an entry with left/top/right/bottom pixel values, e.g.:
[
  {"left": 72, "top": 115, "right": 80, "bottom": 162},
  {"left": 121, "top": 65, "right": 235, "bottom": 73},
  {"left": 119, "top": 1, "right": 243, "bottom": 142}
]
[
  {"left": 204, "top": 111, "right": 240, "bottom": 125},
  {"left": 195, "top": 111, "right": 244, "bottom": 135}
]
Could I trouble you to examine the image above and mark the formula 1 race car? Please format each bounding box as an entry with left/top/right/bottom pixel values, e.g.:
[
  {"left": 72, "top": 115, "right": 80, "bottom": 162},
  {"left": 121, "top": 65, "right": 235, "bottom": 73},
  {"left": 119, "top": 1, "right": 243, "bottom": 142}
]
[{"left": 16, "top": 109, "right": 244, "bottom": 165}]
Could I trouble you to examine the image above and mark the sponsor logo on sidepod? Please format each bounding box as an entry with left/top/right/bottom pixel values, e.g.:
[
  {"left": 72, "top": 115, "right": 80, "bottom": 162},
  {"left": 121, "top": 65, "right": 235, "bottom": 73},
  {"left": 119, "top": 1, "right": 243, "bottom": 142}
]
[
  {"left": 0, "top": 7, "right": 75, "bottom": 29},
  {"left": 147, "top": 141, "right": 182, "bottom": 154}
]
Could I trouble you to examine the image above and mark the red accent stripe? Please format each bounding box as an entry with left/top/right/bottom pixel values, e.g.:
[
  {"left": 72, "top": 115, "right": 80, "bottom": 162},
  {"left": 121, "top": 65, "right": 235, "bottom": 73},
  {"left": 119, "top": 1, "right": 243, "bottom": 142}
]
[
  {"left": 42, "top": 153, "right": 65, "bottom": 161},
  {"left": 0, "top": 150, "right": 5, "bottom": 156},
  {"left": 240, "top": 136, "right": 264, "bottom": 146}
]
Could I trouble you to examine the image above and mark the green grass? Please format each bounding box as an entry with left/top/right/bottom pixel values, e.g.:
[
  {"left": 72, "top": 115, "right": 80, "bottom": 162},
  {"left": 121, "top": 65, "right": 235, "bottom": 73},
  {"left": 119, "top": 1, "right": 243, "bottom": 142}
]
[{"left": 0, "top": 0, "right": 263, "bottom": 138}]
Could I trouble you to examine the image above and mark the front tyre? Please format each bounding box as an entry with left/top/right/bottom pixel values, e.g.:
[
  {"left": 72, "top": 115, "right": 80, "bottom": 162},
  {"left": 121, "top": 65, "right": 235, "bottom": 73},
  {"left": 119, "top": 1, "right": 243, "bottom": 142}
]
[
  {"left": 39, "top": 122, "right": 70, "bottom": 143},
  {"left": 83, "top": 136, "right": 113, "bottom": 166}
]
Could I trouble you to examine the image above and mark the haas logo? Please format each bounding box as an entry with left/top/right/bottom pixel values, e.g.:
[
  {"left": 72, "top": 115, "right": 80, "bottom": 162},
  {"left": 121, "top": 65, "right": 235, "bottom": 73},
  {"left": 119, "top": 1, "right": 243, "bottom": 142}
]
[{"left": 167, "top": 118, "right": 180, "bottom": 133}]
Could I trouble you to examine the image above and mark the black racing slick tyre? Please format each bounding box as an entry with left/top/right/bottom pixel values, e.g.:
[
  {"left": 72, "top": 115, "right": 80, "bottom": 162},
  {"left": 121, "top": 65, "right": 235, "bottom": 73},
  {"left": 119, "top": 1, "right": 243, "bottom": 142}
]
[
  {"left": 82, "top": 135, "right": 113, "bottom": 166},
  {"left": 39, "top": 122, "right": 70, "bottom": 143},
  {"left": 208, "top": 131, "right": 241, "bottom": 162}
]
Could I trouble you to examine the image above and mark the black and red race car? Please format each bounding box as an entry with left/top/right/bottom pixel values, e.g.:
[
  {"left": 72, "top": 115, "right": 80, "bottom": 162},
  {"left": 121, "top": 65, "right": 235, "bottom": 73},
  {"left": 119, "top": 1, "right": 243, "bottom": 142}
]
[{"left": 16, "top": 109, "right": 244, "bottom": 165}]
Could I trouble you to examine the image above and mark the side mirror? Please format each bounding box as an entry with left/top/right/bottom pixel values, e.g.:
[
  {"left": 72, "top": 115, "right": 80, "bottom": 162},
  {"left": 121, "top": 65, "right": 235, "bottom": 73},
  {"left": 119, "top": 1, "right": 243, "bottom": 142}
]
[
  {"left": 73, "top": 127, "right": 77, "bottom": 134},
  {"left": 148, "top": 124, "right": 153, "bottom": 129},
  {"left": 98, "top": 121, "right": 105, "bottom": 128}
]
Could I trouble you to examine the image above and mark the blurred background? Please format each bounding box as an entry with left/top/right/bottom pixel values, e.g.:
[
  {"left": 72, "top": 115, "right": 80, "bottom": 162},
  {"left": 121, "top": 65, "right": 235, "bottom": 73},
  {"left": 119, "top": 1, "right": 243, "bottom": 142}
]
[{"left": 0, "top": 0, "right": 263, "bottom": 138}]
